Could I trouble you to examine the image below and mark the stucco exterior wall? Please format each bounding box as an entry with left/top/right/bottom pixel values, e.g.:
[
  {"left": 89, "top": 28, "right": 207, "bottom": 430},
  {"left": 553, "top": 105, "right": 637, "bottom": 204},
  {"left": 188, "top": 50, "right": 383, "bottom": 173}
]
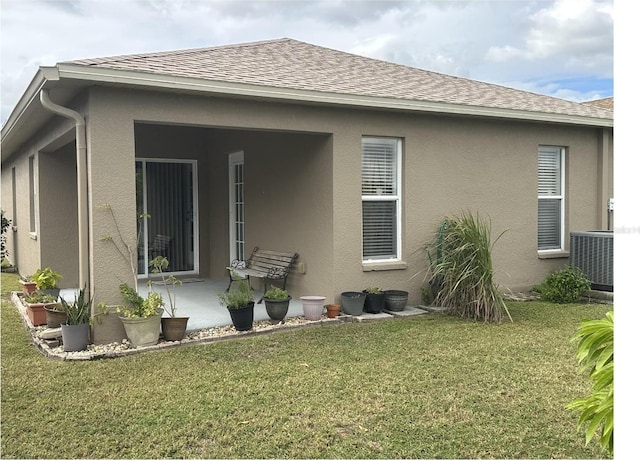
[
  {"left": 38, "top": 141, "right": 79, "bottom": 287},
  {"left": 4, "top": 84, "right": 609, "bottom": 306},
  {"left": 1, "top": 113, "right": 79, "bottom": 283}
]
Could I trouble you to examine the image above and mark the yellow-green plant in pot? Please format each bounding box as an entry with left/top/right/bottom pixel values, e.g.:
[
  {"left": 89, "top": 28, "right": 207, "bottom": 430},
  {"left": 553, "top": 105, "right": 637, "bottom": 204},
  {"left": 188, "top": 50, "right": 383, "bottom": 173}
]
[
  {"left": 118, "top": 283, "right": 163, "bottom": 348},
  {"left": 32, "top": 267, "right": 63, "bottom": 298}
]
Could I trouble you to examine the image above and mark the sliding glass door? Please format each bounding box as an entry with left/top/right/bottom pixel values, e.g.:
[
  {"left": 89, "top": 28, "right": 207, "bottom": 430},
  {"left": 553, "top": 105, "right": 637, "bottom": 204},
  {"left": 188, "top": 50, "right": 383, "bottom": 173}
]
[{"left": 136, "top": 159, "right": 198, "bottom": 277}]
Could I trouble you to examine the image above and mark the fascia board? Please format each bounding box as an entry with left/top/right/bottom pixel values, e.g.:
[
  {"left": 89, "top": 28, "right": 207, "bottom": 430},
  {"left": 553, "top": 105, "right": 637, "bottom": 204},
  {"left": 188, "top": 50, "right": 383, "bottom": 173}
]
[
  {"left": 53, "top": 64, "right": 612, "bottom": 129},
  {"left": 1, "top": 67, "right": 59, "bottom": 139}
]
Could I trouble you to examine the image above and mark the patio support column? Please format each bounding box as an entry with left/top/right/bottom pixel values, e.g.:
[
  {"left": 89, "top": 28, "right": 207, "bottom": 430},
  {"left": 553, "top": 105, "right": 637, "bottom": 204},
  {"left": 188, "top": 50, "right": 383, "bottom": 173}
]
[{"left": 85, "top": 88, "right": 138, "bottom": 305}]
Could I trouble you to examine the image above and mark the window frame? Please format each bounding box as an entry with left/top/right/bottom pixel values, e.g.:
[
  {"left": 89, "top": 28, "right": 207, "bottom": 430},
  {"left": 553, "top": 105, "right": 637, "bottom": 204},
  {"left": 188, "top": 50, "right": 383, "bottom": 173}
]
[
  {"left": 28, "top": 155, "right": 38, "bottom": 237},
  {"left": 537, "top": 145, "right": 565, "bottom": 253},
  {"left": 361, "top": 136, "right": 403, "bottom": 264}
]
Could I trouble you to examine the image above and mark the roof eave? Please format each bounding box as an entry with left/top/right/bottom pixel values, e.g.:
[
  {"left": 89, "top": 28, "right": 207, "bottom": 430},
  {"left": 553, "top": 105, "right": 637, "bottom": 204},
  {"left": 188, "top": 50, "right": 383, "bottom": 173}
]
[{"left": 1, "top": 67, "right": 59, "bottom": 142}]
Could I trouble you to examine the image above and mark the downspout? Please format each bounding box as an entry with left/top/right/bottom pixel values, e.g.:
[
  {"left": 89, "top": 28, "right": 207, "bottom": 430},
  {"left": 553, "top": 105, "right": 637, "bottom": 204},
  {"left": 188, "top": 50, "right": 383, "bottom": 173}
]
[{"left": 39, "top": 89, "right": 90, "bottom": 293}]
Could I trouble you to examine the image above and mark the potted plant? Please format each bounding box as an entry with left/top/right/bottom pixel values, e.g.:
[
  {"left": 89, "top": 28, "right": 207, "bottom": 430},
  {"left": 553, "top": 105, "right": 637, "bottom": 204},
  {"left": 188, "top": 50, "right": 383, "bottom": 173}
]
[
  {"left": 59, "top": 286, "right": 92, "bottom": 352},
  {"left": 118, "top": 283, "right": 163, "bottom": 348},
  {"left": 22, "top": 291, "right": 58, "bottom": 326},
  {"left": 19, "top": 276, "right": 37, "bottom": 295},
  {"left": 44, "top": 302, "right": 67, "bottom": 328},
  {"left": 149, "top": 256, "right": 188, "bottom": 341},
  {"left": 341, "top": 291, "right": 366, "bottom": 316},
  {"left": 31, "top": 267, "right": 63, "bottom": 298},
  {"left": 218, "top": 280, "right": 255, "bottom": 331},
  {"left": 363, "top": 287, "right": 385, "bottom": 313},
  {"left": 326, "top": 303, "right": 341, "bottom": 318},
  {"left": 263, "top": 285, "right": 291, "bottom": 323},
  {"left": 384, "top": 290, "right": 409, "bottom": 311},
  {"left": 300, "top": 295, "right": 326, "bottom": 321}
]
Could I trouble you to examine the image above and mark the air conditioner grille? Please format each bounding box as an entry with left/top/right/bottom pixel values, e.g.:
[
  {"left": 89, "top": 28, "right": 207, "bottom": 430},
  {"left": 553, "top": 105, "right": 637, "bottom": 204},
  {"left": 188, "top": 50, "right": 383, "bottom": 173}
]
[{"left": 570, "top": 231, "right": 613, "bottom": 291}]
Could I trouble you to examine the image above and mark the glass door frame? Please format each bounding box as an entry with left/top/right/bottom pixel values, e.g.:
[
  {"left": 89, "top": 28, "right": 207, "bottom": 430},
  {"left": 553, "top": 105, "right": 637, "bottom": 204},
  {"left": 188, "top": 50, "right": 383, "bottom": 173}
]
[
  {"left": 136, "top": 158, "right": 199, "bottom": 278},
  {"left": 228, "top": 151, "right": 245, "bottom": 263}
]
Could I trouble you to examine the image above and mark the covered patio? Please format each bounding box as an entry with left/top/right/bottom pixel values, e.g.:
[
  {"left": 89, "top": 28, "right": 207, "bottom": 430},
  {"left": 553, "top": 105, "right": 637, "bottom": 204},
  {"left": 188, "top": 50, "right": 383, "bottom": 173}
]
[{"left": 59, "top": 278, "right": 307, "bottom": 331}]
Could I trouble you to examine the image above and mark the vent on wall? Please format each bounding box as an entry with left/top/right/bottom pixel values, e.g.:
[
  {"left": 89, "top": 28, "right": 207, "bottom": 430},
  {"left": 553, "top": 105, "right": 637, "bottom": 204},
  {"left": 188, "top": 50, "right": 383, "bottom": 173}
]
[{"left": 570, "top": 231, "right": 614, "bottom": 292}]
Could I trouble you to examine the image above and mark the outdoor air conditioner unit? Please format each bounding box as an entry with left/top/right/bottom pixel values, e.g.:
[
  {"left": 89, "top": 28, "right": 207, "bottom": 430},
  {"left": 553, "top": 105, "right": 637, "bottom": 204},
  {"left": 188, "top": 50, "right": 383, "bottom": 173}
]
[{"left": 570, "top": 231, "right": 613, "bottom": 292}]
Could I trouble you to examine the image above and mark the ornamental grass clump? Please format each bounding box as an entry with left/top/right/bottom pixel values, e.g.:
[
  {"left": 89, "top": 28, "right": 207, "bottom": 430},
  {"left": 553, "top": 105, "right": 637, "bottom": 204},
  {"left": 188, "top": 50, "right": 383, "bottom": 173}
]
[
  {"left": 426, "top": 212, "right": 511, "bottom": 323},
  {"left": 567, "top": 310, "right": 613, "bottom": 455}
]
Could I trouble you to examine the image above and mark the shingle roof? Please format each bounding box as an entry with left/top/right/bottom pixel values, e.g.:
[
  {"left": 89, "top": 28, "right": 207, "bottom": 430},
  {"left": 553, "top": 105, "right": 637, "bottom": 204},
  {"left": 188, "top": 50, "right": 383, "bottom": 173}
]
[
  {"left": 65, "top": 38, "right": 612, "bottom": 120},
  {"left": 582, "top": 97, "right": 614, "bottom": 111}
]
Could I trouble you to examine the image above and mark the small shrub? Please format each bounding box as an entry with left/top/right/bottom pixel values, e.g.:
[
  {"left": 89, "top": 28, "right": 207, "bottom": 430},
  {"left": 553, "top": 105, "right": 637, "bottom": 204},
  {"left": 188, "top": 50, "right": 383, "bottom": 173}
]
[
  {"left": 567, "top": 311, "right": 613, "bottom": 455},
  {"left": 219, "top": 280, "right": 254, "bottom": 309},
  {"left": 535, "top": 266, "right": 591, "bottom": 303},
  {"left": 264, "top": 285, "right": 289, "bottom": 300}
]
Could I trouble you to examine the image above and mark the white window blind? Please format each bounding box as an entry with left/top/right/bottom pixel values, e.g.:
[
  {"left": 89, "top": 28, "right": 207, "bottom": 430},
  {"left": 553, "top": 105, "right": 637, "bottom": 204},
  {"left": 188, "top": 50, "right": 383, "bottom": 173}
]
[
  {"left": 362, "top": 137, "right": 401, "bottom": 261},
  {"left": 538, "top": 146, "right": 564, "bottom": 250}
]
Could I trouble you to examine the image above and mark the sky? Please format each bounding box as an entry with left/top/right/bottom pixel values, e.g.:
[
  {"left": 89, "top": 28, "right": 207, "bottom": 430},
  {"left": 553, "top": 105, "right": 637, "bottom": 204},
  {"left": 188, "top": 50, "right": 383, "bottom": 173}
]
[{"left": 0, "top": 0, "right": 614, "bottom": 124}]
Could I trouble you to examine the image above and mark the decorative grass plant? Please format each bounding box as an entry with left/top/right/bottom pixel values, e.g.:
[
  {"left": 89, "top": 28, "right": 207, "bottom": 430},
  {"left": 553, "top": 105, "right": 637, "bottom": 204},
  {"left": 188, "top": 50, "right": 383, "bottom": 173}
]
[{"left": 426, "top": 211, "right": 511, "bottom": 323}]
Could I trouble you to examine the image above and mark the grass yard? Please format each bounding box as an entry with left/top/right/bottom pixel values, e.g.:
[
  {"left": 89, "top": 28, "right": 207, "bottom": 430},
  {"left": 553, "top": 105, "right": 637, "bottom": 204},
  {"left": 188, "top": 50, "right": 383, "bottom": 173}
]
[{"left": 1, "top": 272, "right": 611, "bottom": 458}]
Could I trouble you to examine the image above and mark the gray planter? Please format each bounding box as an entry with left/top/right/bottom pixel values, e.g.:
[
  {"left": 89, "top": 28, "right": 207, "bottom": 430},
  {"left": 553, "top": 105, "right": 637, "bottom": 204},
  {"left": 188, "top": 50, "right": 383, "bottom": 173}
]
[
  {"left": 61, "top": 323, "right": 90, "bottom": 352},
  {"left": 384, "top": 290, "right": 409, "bottom": 311},
  {"left": 341, "top": 291, "right": 366, "bottom": 316},
  {"left": 120, "top": 314, "right": 162, "bottom": 348},
  {"left": 264, "top": 296, "right": 291, "bottom": 323}
]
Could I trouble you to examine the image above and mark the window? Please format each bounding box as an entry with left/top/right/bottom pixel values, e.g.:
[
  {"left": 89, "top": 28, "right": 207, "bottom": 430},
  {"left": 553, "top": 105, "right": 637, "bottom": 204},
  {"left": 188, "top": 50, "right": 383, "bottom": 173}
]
[
  {"left": 362, "top": 137, "right": 402, "bottom": 261},
  {"left": 28, "top": 155, "right": 36, "bottom": 233},
  {"left": 538, "top": 146, "right": 564, "bottom": 251}
]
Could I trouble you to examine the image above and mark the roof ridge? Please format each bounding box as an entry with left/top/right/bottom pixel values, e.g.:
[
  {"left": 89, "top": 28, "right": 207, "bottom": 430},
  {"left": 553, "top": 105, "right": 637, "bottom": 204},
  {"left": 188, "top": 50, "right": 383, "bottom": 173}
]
[{"left": 63, "top": 37, "right": 294, "bottom": 66}]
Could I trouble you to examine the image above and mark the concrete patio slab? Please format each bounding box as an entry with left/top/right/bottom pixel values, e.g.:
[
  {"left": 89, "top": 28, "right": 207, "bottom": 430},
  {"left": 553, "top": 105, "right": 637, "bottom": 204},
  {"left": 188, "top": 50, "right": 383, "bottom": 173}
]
[{"left": 383, "top": 306, "right": 429, "bottom": 317}]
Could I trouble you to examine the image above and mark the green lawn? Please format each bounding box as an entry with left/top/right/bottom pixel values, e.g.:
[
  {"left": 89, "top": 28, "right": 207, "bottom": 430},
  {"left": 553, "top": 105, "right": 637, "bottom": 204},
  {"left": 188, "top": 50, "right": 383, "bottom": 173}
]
[{"left": 1, "top": 272, "right": 610, "bottom": 458}]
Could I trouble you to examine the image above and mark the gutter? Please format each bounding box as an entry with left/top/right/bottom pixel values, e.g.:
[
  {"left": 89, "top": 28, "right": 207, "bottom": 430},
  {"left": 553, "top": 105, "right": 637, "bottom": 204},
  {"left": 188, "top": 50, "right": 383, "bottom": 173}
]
[{"left": 39, "top": 89, "right": 90, "bottom": 294}]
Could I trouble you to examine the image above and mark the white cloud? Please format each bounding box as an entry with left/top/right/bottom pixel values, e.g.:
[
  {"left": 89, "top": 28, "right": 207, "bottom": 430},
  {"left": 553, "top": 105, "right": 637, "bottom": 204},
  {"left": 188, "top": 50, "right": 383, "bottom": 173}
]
[{"left": 0, "top": 0, "right": 613, "bottom": 123}]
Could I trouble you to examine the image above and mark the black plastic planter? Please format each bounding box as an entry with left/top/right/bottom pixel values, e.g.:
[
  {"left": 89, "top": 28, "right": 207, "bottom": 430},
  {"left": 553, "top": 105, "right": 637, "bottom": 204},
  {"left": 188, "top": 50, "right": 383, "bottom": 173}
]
[
  {"left": 363, "top": 292, "right": 386, "bottom": 313},
  {"left": 228, "top": 302, "right": 255, "bottom": 331}
]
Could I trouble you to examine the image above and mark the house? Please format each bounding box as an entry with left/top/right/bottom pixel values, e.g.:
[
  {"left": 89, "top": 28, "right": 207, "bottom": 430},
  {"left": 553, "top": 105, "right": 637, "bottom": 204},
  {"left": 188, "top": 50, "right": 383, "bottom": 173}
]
[{"left": 1, "top": 38, "right": 613, "bottom": 311}]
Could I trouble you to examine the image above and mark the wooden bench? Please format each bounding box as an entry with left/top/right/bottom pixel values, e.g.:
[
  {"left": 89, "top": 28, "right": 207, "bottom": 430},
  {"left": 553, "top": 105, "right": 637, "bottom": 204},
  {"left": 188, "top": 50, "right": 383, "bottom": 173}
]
[{"left": 226, "top": 247, "right": 299, "bottom": 302}]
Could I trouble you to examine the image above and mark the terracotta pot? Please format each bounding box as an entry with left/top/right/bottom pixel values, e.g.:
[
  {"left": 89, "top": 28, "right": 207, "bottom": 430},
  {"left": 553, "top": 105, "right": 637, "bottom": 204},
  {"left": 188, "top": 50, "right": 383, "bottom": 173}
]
[
  {"left": 26, "top": 303, "right": 48, "bottom": 326},
  {"left": 20, "top": 280, "right": 37, "bottom": 295},
  {"left": 326, "top": 304, "right": 341, "bottom": 318}
]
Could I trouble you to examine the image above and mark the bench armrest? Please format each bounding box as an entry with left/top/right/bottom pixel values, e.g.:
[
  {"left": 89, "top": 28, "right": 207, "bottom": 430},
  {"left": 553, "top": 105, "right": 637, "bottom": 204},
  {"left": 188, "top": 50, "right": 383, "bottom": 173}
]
[{"left": 229, "top": 259, "right": 246, "bottom": 269}]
